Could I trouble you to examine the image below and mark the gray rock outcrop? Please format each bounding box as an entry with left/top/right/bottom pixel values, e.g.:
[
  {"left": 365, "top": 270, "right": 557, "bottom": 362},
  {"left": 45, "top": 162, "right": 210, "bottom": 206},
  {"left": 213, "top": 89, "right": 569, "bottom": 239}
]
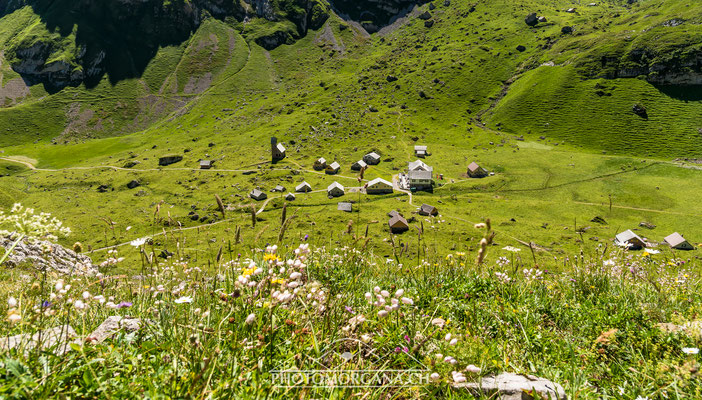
[{"left": 1, "top": 235, "right": 96, "bottom": 275}]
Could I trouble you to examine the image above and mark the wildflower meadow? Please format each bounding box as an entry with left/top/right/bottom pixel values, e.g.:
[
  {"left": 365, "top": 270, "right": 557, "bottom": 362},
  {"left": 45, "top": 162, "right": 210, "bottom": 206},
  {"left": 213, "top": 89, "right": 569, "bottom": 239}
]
[{"left": 0, "top": 204, "right": 700, "bottom": 399}]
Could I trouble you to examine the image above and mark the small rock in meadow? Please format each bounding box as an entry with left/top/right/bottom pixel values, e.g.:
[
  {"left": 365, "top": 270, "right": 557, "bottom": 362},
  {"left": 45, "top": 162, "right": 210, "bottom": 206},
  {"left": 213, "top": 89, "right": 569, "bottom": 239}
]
[
  {"left": 86, "top": 316, "right": 142, "bottom": 344},
  {"left": 525, "top": 13, "right": 538, "bottom": 26},
  {"left": 127, "top": 180, "right": 140, "bottom": 189},
  {"left": 419, "top": 11, "right": 432, "bottom": 20}
]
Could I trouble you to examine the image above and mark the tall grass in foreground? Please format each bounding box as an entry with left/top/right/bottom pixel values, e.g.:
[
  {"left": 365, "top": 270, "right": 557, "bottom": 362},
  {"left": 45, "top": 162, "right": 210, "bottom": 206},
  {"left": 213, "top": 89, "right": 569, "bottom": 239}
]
[{"left": 0, "top": 213, "right": 700, "bottom": 398}]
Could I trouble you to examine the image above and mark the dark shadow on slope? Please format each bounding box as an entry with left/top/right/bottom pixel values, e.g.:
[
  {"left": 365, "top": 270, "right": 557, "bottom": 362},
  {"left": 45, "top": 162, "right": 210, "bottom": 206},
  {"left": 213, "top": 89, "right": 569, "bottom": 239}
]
[
  {"left": 327, "top": 0, "right": 424, "bottom": 33},
  {"left": 654, "top": 85, "right": 702, "bottom": 102},
  {"left": 4, "top": 0, "right": 243, "bottom": 93}
]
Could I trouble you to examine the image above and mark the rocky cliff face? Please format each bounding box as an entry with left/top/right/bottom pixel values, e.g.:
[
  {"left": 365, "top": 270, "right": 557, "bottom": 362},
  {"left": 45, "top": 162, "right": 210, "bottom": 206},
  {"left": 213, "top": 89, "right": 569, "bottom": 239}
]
[
  {"left": 1, "top": 0, "right": 328, "bottom": 90},
  {"left": 329, "top": 0, "right": 421, "bottom": 31},
  {"left": 602, "top": 48, "right": 702, "bottom": 85}
]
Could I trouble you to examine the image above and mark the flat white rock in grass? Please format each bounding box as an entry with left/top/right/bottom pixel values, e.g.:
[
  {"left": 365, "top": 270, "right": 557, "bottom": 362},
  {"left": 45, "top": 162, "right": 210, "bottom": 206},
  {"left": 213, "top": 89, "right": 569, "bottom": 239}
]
[
  {"left": 87, "top": 316, "right": 142, "bottom": 343},
  {"left": 454, "top": 373, "right": 566, "bottom": 399},
  {"left": 0, "top": 325, "right": 77, "bottom": 355}
]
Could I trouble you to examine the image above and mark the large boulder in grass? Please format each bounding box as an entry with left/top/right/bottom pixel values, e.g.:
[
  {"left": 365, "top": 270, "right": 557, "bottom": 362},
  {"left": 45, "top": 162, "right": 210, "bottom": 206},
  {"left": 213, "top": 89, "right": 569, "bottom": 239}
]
[
  {"left": 158, "top": 155, "right": 183, "bottom": 166},
  {"left": 0, "top": 235, "right": 96, "bottom": 275},
  {"left": 525, "top": 13, "right": 538, "bottom": 26}
]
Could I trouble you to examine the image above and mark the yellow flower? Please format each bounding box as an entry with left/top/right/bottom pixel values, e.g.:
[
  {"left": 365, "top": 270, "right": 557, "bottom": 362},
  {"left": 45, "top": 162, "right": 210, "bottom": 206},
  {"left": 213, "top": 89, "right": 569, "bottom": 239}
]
[
  {"left": 272, "top": 278, "right": 285, "bottom": 285},
  {"left": 242, "top": 267, "right": 256, "bottom": 276},
  {"left": 263, "top": 253, "right": 279, "bottom": 262}
]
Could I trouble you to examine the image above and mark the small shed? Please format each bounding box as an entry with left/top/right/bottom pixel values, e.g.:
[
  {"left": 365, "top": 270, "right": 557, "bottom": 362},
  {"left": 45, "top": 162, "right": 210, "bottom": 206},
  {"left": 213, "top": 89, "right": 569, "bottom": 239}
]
[
  {"left": 363, "top": 152, "right": 381, "bottom": 165},
  {"left": 327, "top": 182, "right": 345, "bottom": 197},
  {"left": 295, "top": 181, "right": 312, "bottom": 193},
  {"left": 467, "top": 162, "right": 488, "bottom": 178},
  {"left": 418, "top": 204, "right": 438, "bottom": 216},
  {"left": 250, "top": 189, "right": 267, "bottom": 201},
  {"left": 200, "top": 160, "right": 213, "bottom": 169},
  {"left": 388, "top": 214, "right": 409, "bottom": 233},
  {"left": 338, "top": 202, "right": 353, "bottom": 212},
  {"left": 664, "top": 232, "right": 694, "bottom": 250},
  {"left": 271, "top": 137, "right": 286, "bottom": 161},
  {"left": 351, "top": 160, "right": 367, "bottom": 171},
  {"left": 285, "top": 193, "right": 296, "bottom": 201},
  {"left": 388, "top": 210, "right": 402, "bottom": 218},
  {"left": 313, "top": 158, "right": 327, "bottom": 171},
  {"left": 408, "top": 160, "right": 432, "bottom": 172},
  {"left": 272, "top": 185, "right": 286, "bottom": 193},
  {"left": 414, "top": 145, "right": 428, "bottom": 158},
  {"left": 366, "top": 177, "right": 393, "bottom": 194},
  {"left": 615, "top": 230, "right": 646, "bottom": 250},
  {"left": 326, "top": 161, "right": 341, "bottom": 175}
]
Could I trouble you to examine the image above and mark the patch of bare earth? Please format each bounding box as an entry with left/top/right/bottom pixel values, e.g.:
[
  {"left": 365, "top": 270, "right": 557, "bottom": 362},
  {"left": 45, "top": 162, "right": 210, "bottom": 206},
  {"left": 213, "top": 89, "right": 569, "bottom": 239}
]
[
  {"left": 54, "top": 102, "right": 106, "bottom": 143},
  {"left": 0, "top": 52, "right": 31, "bottom": 107},
  {"left": 314, "top": 23, "right": 345, "bottom": 53},
  {"left": 183, "top": 72, "right": 213, "bottom": 94}
]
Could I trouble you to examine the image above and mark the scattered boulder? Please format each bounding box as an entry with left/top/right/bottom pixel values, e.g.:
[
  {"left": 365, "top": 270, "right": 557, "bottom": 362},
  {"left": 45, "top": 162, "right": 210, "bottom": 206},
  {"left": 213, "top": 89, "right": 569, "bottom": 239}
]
[
  {"left": 425, "top": 20, "right": 435, "bottom": 28},
  {"left": 86, "top": 316, "right": 142, "bottom": 343},
  {"left": 639, "top": 221, "right": 656, "bottom": 229},
  {"left": 0, "top": 325, "right": 76, "bottom": 355},
  {"left": 443, "top": 0, "right": 450, "bottom": 5},
  {"left": 632, "top": 103, "right": 648, "bottom": 118},
  {"left": 158, "top": 155, "right": 183, "bottom": 166},
  {"left": 454, "top": 373, "right": 566, "bottom": 400},
  {"left": 566, "top": 8, "right": 576, "bottom": 13},
  {"left": 561, "top": 26, "right": 574, "bottom": 34},
  {"left": 419, "top": 11, "right": 432, "bottom": 20},
  {"left": 428, "top": 2, "right": 436, "bottom": 10},
  {"left": 386, "top": 75, "right": 398, "bottom": 82},
  {"left": 591, "top": 216, "right": 607, "bottom": 225},
  {"left": 525, "top": 13, "right": 538, "bottom": 26},
  {"left": 97, "top": 184, "right": 111, "bottom": 193},
  {"left": 538, "top": 16, "right": 547, "bottom": 23},
  {"left": 516, "top": 45, "right": 526, "bottom": 52},
  {"left": 123, "top": 161, "right": 140, "bottom": 168},
  {"left": 1, "top": 235, "right": 96, "bottom": 275},
  {"left": 127, "top": 180, "right": 141, "bottom": 189}
]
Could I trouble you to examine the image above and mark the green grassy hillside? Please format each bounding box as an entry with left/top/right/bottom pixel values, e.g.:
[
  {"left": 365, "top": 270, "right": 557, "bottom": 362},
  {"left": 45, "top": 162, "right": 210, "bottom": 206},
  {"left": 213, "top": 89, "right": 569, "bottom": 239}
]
[{"left": 0, "top": 0, "right": 700, "bottom": 266}]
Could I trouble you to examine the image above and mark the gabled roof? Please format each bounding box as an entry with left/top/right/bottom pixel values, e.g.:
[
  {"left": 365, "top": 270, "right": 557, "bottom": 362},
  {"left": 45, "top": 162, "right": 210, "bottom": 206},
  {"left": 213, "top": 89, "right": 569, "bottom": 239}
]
[
  {"left": 273, "top": 185, "right": 286, "bottom": 192},
  {"left": 327, "top": 181, "right": 345, "bottom": 192},
  {"left": 389, "top": 214, "right": 409, "bottom": 229},
  {"left": 615, "top": 230, "right": 645, "bottom": 248},
  {"left": 468, "top": 162, "right": 484, "bottom": 172},
  {"left": 316, "top": 157, "right": 327, "bottom": 164},
  {"left": 200, "top": 159, "right": 212, "bottom": 166},
  {"left": 388, "top": 210, "right": 401, "bottom": 218},
  {"left": 665, "top": 232, "right": 692, "bottom": 249},
  {"left": 365, "top": 152, "right": 381, "bottom": 159},
  {"left": 408, "top": 170, "right": 433, "bottom": 180},
  {"left": 338, "top": 202, "right": 352, "bottom": 212},
  {"left": 276, "top": 143, "right": 286, "bottom": 153},
  {"left": 352, "top": 160, "right": 367, "bottom": 167},
  {"left": 408, "top": 160, "right": 431, "bottom": 172},
  {"left": 285, "top": 193, "right": 296, "bottom": 200},
  {"left": 420, "top": 204, "right": 437, "bottom": 215},
  {"left": 414, "top": 145, "right": 428, "bottom": 151},
  {"left": 295, "top": 181, "right": 312, "bottom": 192},
  {"left": 368, "top": 177, "right": 392, "bottom": 187},
  {"left": 328, "top": 161, "right": 340, "bottom": 170},
  {"left": 250, "top": 189, "right": 266, "bottom": 199}
]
